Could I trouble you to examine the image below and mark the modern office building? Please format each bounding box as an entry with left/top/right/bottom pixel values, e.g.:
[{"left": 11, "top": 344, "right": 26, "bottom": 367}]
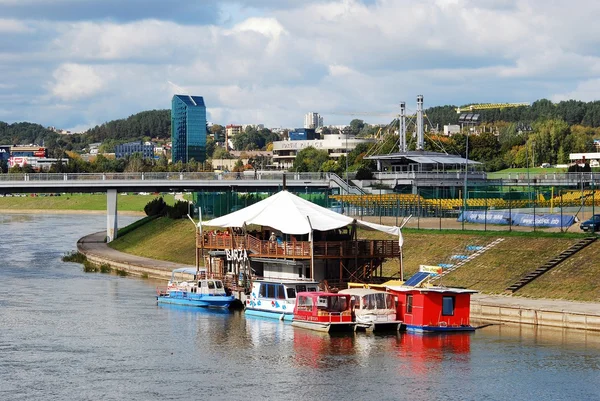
[
  {"left": 171, "top": 95, "right": 207, "bottom": 163},
  {"left": 115, "top": 141, "right": 155, "bottom": 159},
  {"left": 304, "top": 112, "right": 323, "bottom": 129},
  {"left": 289, "top": 128, "right": 318, "bottom": 141}
]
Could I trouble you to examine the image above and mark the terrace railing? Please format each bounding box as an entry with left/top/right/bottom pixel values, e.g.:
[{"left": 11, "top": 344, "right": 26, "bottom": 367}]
[{"left": 201, "top": 234, "right": 399, "bottom": 259}]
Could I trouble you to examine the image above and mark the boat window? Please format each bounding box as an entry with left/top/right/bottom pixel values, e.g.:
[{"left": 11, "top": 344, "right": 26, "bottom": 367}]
[
  {"left": 201, "top": 281, "right": 208, "bottom": 288},
  {"left": 296, "top": 285, "right": 306, "bottom": 293},
  {"left": 277, "top": 285, "right": 286, "bottom": 299},
  {"left": 286, "top": 288, "right": 296, "bottom": 299},
  {"left": 297, "top": 295, "right": 313, "bottom": 311},
  {"left": 385, "top": 294, "right": 395, "bottom": 309},
  {"left": 375, "top": 293, "right": 386, "bottom": 309},
  {"left": 307, "top": 286, "right": 317, "bottom": 292},
  {"left": 442, "top": 296, "right": 455, "bottom": 316},
  {"left": 208, "top": 281, "right": 215, "bottom": 289},
  {"left": 406, "top": 294, "right": 413, "bottom": 314},
  {"left": 215, "top": 281, "right": 223, "bottom": 289},
  {"left": 267, "top": 284, "right": 276, "bottom": 298},
  {"left": 259, "top": 284, "right": 267, "bottom": 298},
  {"left": 327, "top": 296, "right": 348, "bottom": 312}
]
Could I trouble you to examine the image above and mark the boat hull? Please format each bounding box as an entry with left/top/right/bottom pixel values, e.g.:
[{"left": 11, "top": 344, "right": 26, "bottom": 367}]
[
  {"left": 157, "top": 294, "right": 235, "bottom": 309},
  {"left": 356, "top": 321, "right": 402, "bottom": 332},
  {"left": 292, "top": 320, "right": 356, "bottom": 333},
  {"left": 403, "top": 324, "right": 476, "bottom": 333},
  {"left": 245, "top": 308, "right": 293, "bottom": 321}
]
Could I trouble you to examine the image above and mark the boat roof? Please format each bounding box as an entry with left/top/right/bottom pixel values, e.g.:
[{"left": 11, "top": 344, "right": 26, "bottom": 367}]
[
  {"left": 297, "top": 291, "right": 350, "bottom": 297},
  {"left": 339, "top": 288, "right": 389, "bottom": 296},
  {"left": 386, "top": 285, "right": 477, "bottom": 294}
]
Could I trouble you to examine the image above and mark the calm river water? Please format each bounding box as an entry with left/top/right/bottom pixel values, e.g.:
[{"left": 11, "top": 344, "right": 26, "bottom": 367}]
[{"left": 1, "top": 213, "right": 599, "bottom": 401}]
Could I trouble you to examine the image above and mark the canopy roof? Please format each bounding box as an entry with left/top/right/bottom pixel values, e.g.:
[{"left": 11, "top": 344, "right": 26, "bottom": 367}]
[{"left": 201, "top": 190, "right": 402, "bottom": 241}]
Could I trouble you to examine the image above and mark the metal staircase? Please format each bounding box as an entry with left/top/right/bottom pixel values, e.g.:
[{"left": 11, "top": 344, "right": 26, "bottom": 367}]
[
  {"left": 430, "top": 238, "right": 505, "bottom": 282},
  {"left": 328, "top": 173, "right": 365, "bottom": 195},
  {"left": 505, "top": 237, "right": 597, "bottom": 293}
]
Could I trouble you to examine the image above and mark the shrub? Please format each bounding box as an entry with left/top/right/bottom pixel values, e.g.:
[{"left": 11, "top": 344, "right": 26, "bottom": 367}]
[
  {"left": 166, "top": 200, "right": 192, "bottom": 219},
  {"left": 115, "top": 269, "right": 129, "bottom": 277},
  {"left": 144, "top": 197, "right": 167, "bottom": 216},
  {"left": 355, "top": 166, "right": 374, "bottom": 180},
  {"left": 62, "top": 251, "right": 87, "bottom": 263},
  {"left": 83, "top": 260, "right": 99, "bottom": 272},
  {"left": 99, "top": 264, "right": 112, "bottom": 273}
]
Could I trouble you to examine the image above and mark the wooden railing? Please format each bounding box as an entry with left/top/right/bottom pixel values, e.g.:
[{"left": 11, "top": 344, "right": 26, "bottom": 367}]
[{"left": 200, "top": 234, "right": 399, "bottom": 259}]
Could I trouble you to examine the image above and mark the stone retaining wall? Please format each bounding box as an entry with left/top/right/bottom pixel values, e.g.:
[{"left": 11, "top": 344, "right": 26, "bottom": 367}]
[{"left": 471, "top": 302, "right": 600, "bottom": 331}]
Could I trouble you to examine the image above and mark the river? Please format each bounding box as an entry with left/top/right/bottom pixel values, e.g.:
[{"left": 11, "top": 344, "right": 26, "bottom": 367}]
[{"left": 0, "top": 213, "right": 599, "bottom": 401}]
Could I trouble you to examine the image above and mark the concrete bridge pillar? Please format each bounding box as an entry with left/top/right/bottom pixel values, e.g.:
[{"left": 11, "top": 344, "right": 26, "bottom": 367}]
[{"left": 107, "top": 189, "right": 118, "bottom": 242}]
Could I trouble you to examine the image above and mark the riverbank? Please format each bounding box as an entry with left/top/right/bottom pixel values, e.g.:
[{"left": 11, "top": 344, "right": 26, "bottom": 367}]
[
  {"left": 0, "top": 209, "right": 145, "bottom": 216},
  {"left": 77, "top": 231, "right": 193, "bottom": 280},
  {"left": 77, "top": 229, "right": 600, "bottom": 332}
]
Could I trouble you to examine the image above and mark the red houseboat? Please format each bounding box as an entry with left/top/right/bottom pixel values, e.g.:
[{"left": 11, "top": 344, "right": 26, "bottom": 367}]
[
  {"left": 387, "top": 285, "right": 477, "bottom": 332},
  {"left": 292, "top": 292, "right": 356, "bottom": 333}
]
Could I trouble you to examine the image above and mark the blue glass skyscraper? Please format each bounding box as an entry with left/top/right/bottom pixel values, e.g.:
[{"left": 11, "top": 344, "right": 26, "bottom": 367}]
[{"left": 171, "top": 94, "right": 207, "bottom": 163}]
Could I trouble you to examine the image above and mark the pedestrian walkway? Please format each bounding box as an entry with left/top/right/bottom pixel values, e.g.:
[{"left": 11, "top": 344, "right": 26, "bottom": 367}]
[
  {"left": 472, "top": 293, "right": 600, "bottom": 315},
  {"left": 77, "top": 232, "right": 195, "bottom": 280}
]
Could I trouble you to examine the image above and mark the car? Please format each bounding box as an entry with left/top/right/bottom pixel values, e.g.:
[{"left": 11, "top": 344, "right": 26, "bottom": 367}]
[{"left": 580, "top": 214, "right": 600, "bottom": 232}]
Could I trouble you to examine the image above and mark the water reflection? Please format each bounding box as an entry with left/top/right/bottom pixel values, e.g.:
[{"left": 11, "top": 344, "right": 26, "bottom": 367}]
[{"left": 292, "top": 329, "right": 357, "bottom": 368}]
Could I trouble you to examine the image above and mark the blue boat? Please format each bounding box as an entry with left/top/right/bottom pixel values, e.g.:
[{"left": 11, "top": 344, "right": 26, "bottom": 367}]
[{"left": 156, "top": 268, "right": 235, "bottom": 309}]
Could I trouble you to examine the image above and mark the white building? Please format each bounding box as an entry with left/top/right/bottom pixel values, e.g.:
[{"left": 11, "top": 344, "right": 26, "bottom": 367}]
[
  {"left": 272, "top": 134, "right": 375, "bottom": 169},
  {"left": 304, "top": 112, "right": 324, "bottom": 129},
  {"left": 443, "top": 125, "right": 461, "bottom": 136}
]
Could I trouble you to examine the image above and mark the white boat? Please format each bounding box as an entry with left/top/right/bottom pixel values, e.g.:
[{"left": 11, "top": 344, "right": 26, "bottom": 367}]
[
  {"left": 244, "top": 279, "right": 319, "bottom": 321},
  {"left": 339, "top": 288, "right": 402, "bottom": 331},
  {"left": 156, "top": 268, "right": 235, "bottom": 309}
]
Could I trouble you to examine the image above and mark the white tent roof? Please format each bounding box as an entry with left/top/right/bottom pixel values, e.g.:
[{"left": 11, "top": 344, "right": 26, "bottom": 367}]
[{"left": 200, "top": 190, "right": 402, "bottom": 243}]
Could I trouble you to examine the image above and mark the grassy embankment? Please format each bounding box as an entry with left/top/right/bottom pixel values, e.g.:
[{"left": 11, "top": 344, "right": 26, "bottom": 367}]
[
  {"left": 0, "top": 193, "right": 185, "bottom": 212},
  {"left": 110, "top": 217, "right": 600, "bottom": 302}
]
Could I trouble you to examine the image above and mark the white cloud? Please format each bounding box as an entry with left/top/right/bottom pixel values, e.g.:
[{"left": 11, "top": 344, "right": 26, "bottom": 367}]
[
  {"left": 0, "top": 18, "right": 32, "bottom": 33},
  {"left": 1, "top": 0, "right": 600, "bottom": 130},
  {"left": 50, "top": 63, "right": 105, "bottom": 101}
]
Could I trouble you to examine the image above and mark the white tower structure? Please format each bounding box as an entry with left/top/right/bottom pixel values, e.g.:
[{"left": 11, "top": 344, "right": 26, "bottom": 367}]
[
  {"left": 399, "top": 101, "right": 406, "bottom": 153},
  {"left": 416, "top": 95, "right": 424, "bottom": 151}
]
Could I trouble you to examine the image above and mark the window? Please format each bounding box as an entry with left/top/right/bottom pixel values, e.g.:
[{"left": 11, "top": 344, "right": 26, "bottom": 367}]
[
  {"left": 277, "top": 285, "right": 286, "bottom": 299},
  {"left": 406, "top": 294, "right": 413, "bottom": 314},
  {"left": 442, "top": 296, "right": 455, "bottom": 316},
  {"left": 215, "top": 281, "right": 223, "bottom": 289},
  {"left": 259, "top": 284, "right": 267, "bottom": 298},
  {"left": 296, "top": 285, "right": 306, "bottom": 293},
  {"left": 298, "top": 296, "right": 313, "bottom": 311},
  {"left": 286, "top": 288, "right": 296, "bottom": 299},
  {"left": 207, "top": 281, "right": 215, "bottom": 289},
  {"left": 266, "top": 284, "right": 276, "bottom": 298}
]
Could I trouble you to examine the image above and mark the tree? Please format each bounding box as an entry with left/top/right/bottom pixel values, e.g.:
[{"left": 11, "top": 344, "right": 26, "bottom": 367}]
[
  {"left": 349, "top": 119, "right": 365, "bottom": 136},
  {"left": 292, "top": 146, "right": 330, "bottom": 172}
]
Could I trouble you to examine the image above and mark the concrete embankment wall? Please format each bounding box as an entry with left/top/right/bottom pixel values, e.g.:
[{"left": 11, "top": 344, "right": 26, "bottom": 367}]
[
  {"left": 471, "top": 301, "right": 600, "bottom": 332},
  {"left": 81, "top": 251, "right": 174, "bottom": 281}
]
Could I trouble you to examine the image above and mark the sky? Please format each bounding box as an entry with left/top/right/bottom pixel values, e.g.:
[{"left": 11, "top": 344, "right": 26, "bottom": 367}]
[{"left": 1, "top": 0, "right": 599, "bottom": 132}]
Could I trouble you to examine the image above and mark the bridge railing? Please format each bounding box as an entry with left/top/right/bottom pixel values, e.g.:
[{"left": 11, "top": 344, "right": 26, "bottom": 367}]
[{"left": 0, "top": 171, "right": 328, "bottom": 182}]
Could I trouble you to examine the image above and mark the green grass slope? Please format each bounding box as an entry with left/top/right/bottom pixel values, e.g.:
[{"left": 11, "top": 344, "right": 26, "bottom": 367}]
[
  {"left": 0, "top": 193, "right": 181, "bottom": 212},
  {"left": 109, "top": 218, "right": 599, "bottom": 301},
  {"left": 109, "top": 217, "right": 196, "bottom": 265}
]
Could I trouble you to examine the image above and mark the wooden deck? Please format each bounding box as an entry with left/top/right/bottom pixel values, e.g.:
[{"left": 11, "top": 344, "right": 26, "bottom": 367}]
[{"left": 200, "top": 234, "right": 400, "bottom": 259}]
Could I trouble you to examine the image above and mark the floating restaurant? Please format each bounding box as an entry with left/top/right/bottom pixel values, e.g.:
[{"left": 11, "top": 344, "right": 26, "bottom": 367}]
[{"left": 197, "top": 190, "right": 404, "bottom": 291}]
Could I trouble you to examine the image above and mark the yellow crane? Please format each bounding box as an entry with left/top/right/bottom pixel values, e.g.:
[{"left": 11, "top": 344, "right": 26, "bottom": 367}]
[{"left": 455, "top": 102, "right": 530, "bottom": 114}]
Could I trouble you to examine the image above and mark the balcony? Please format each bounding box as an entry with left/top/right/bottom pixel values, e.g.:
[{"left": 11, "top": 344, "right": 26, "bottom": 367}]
[{"left": 200, "top": 233, "right": 399, "bottom": 259}]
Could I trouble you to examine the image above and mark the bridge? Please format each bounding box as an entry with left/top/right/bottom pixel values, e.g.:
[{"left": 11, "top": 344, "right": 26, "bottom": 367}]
[
  {"left": 1, "top": 170, "right": 597, "bottom": 242},
  {"left": 0, "top": 171, "right": 357, "bottom": 242}
]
